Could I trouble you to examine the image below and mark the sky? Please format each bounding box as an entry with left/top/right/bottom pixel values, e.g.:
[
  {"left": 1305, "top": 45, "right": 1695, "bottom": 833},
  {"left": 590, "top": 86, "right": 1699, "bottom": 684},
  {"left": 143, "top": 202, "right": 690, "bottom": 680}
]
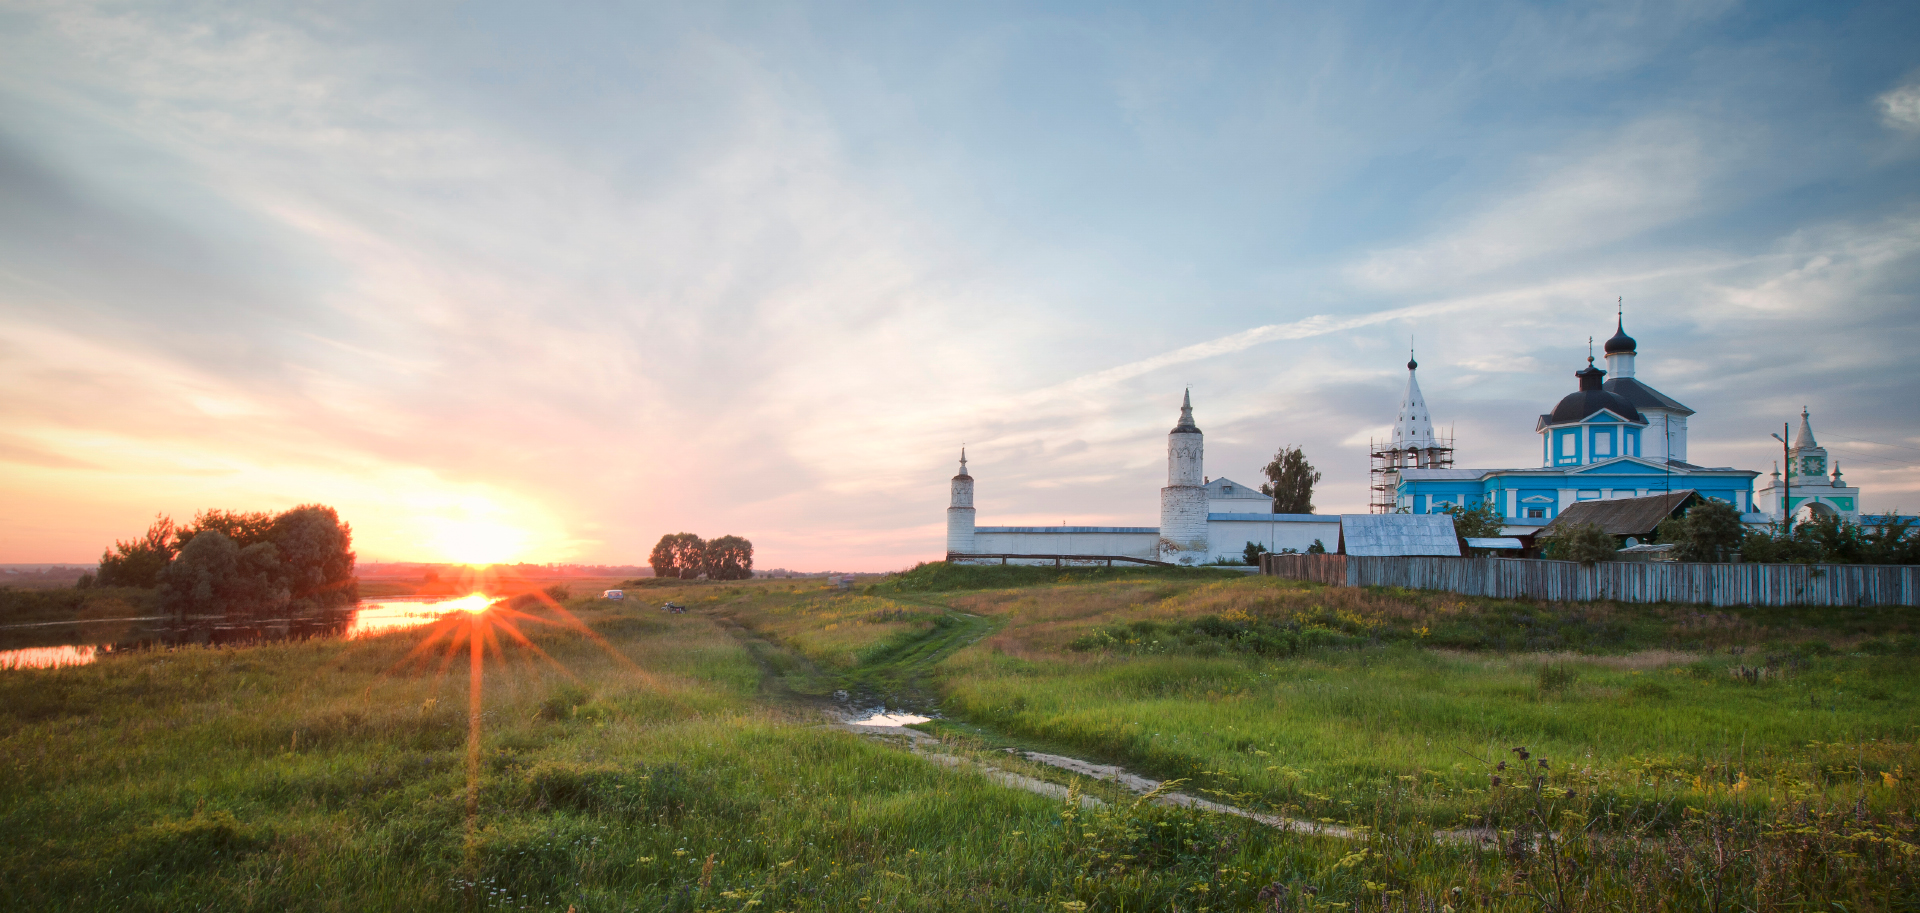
[{"left": 2, "top": 1, "right": 1918, "bottom": 571}]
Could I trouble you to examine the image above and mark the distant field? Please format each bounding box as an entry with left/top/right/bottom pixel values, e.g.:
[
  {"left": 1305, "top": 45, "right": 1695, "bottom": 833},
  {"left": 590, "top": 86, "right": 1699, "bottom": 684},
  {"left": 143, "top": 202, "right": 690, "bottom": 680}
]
[{"left": 2, "top": 565, "right": 1915, "bottom": 910}]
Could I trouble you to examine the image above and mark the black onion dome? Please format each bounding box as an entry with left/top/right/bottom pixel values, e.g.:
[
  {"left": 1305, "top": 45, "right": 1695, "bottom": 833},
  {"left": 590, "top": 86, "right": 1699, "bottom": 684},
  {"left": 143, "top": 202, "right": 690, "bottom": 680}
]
[
  {"left": 1545, "top": 360, "right": 1645, "bottom": 425},
  {"left": 1407, "top": 356, "right": 1418, "bottom": 371},
  {"left": 1603, "top": 315, "right": 1636, "bottom": 355}
]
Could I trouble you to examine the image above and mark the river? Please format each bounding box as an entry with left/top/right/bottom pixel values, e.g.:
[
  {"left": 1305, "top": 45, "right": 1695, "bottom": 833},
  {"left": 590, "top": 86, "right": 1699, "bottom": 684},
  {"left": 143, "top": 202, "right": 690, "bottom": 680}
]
[{"left": 0, "top": 594, "right": 494, "bottom": 670}]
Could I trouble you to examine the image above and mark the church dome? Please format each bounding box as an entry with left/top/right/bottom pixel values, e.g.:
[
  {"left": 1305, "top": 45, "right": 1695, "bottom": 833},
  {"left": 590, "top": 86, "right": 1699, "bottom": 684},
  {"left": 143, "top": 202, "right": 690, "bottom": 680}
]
[
  {"left": 1603, "top": 315, "right": 1636, "bottom": 355},
  {"left": 1545, "top": 360, "right": 1645, "bottom": 425}
]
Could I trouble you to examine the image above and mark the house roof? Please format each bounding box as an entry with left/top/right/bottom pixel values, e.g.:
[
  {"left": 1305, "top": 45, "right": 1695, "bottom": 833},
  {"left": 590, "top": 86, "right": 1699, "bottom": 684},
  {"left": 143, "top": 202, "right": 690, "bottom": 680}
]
[
  {"left": 1603, "top": 377, "right": 1693, "bottom": 415},
  {"left": 1338, "top": 514, "right": 1461, "bottom": 557},
  {"left": 1204, "top": 477, "right": 1268, "bottom": 500},
  {"left": 1542, "top": 490, "right": 1699, "bottom": 537},
  {"left": 1465, "top": 537, "right": 1524, "bottom": 549}
]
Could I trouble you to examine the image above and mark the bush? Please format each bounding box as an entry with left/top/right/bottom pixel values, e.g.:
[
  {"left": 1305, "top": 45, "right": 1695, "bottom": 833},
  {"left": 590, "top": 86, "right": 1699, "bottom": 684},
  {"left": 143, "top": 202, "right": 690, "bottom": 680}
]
[
  {"left": 1656, "top": 498, "right": 1745, "bottom": 562},
  {"left": 1542, "top": 522, "right": 1615, "bottom": 564},
  {"left": 1742, "top": 514, "right": 1920, "bottom": 565}
]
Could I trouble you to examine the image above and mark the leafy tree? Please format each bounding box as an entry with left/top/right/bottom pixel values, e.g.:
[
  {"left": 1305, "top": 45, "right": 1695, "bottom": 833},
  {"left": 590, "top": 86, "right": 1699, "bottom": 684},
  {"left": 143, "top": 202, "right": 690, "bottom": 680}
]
[
  {"left": 703, "top": 535, "right": 755, "bottom": 580},
  {"left": 1742, "top": 514, "right": 1920, "bottom": 565},
  {"left": 1306, "top": 539, "right": 1327, "bottom": 555},
  {"left": 1441, "top": 501, "right": 1506, "bottom": 539},
  {"left": 1655, "top": 498, "right": 1746, "bottom": 563},
  {"left": 649, "top": 532, "right": 706, "bottom": 579},
  {"left": 157, "top": 530, "right": 290, "bottom": 620},
  {"left": 96, "top": 514, "right": 177, "bottom": 588},
  {"left": 1541, "top": 522, "right": 1615, "bottom": 564},
  {"left": 174, "top": 509, "right": 275, "bottom": 552},
  {"left": 267, "top": 505, "right": 357, "bottom": 610},
  {"left": 1242, "top": 542, "right": 1269, "bottom": 566},
  {"left": 1259, "top": 446, "right": 1322, "bottom": 514}
]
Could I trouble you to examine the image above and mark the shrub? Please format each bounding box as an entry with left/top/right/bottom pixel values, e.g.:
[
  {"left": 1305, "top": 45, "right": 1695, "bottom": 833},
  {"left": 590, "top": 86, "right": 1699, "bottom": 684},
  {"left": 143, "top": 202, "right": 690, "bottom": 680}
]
[
  {"left": 1656, "top": 498, "right": 1745, "bottom": 562},
  {"left": 1542, "top": 522, "right": 1616, "bottom": 564}
]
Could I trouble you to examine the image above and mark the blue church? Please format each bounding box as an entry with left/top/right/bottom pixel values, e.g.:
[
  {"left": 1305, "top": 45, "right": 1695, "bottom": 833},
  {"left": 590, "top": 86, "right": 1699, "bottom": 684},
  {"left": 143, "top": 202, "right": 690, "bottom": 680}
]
[{"left": 1390, "top": 316, "right": 1762, "bottom": 531}]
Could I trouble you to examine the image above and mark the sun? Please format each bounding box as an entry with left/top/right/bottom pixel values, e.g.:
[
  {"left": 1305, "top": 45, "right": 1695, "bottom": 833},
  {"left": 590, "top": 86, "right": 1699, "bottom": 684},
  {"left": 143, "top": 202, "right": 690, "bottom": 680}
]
[
  {"left": 440, "top": 593, "right": 495, "bottom": 614},
  {"left": 427, "top": 518, "right": 532, "bottom": 566}
]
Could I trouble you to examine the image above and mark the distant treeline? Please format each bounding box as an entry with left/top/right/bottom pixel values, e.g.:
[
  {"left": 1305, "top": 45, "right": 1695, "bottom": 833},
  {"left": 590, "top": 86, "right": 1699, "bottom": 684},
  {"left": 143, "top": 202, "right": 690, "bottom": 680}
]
[
  {"left": 648, "top": 533, "right": 753, "bottom": 580},
  {"left": 94, "top": 506, "right": 357, "bottom": 620}
]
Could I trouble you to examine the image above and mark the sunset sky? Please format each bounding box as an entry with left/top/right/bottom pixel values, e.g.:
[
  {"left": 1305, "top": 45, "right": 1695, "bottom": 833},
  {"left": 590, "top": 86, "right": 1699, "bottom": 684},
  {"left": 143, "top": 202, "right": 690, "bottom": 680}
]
[{"left": 3, "top": 2, "right": 1919, "bottom": 570}]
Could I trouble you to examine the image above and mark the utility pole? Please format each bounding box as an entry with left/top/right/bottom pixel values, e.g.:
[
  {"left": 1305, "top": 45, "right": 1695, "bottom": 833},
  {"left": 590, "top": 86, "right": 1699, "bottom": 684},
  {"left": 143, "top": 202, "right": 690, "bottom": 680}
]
[{"left": 1770, "top": 422, "right": 1792, "bottom": 532}]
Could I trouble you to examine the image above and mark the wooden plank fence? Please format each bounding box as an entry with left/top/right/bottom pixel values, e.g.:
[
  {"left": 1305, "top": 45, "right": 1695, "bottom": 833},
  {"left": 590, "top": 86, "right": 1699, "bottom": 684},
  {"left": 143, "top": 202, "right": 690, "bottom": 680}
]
[{"left": 1259, "top": 553, "right": 1920, "bottom": 607}]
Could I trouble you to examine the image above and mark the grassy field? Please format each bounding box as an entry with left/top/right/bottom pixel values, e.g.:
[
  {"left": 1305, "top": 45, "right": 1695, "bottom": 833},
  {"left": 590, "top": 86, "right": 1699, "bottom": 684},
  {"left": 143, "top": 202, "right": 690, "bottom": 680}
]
[{"left": 2, "top": 566, "right": 1916, "bottom": 910}]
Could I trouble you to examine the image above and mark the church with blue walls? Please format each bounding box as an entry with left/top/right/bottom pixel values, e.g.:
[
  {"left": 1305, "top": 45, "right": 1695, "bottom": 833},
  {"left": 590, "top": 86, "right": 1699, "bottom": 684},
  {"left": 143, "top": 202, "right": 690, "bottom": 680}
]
[{"left": 1390, "top": 316, "right": 1765, "bottom": 529}]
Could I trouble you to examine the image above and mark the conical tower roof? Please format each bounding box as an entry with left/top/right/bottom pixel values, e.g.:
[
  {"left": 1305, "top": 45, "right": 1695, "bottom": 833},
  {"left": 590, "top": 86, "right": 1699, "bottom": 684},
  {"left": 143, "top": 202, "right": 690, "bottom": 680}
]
[
  {"left": 1392, "top": 354, "right": 1434, "bottom": 449},
  {"left": 1791, "top": 408, "right": 1819, "bottom": 451},
  {"left": 953, "top": 447, "right": 970, "bottom": 479},
  {"left": 1170, "top": 389, "right": 1201, "bottom": 434}
]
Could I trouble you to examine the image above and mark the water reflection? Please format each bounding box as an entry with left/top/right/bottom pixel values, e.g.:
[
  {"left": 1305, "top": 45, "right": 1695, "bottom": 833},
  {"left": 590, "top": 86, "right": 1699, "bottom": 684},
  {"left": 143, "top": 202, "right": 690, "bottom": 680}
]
[
  {"left": 0, "top": 644, "right": 102, "bottom": 670},
  {"left": 0, "top": 594, "right": 493, "bottom": 670}
]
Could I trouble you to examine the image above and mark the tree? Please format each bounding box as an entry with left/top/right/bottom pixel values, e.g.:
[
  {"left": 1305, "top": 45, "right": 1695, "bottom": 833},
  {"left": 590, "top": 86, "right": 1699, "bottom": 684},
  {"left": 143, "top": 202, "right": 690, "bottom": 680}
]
[
  {"left": 649, "top": 532, "right": 706, "bottom": 579},
  {"left": 1307, "top": 539, "right": 1327, "bottom": 555},
  {"left": 267, "top": 505, "right": 357, "bottom": 610},
  {"left": 96, "top": 514, "right": 177, "bottom": 588},
  {"left": 174, "top": 509, "right": 275, "bottom": 552},
  {"left": 1441, "top": 501, "right": 1506, "bottom": 540},
  {"left": 704, "top": 535, "right": 755, "bottom": 580},
  {"left": 1259, "top": 445, "right": 1322, "bottom": 514},
  {"left": 1656, "top": 498, "right": 1746, "bottom": 563},
  {"left": 1742, "top": 513, "right": 1920, "bottom": 565},
  {"left": 156, "top": 530, "right": 290, "bottom": 620},
  {"left": 1541, "top": 522, "right": 1615, "bottom": 565},
  {"left": 1242, "top": 542, "right": 1269, "bottom": 566}
]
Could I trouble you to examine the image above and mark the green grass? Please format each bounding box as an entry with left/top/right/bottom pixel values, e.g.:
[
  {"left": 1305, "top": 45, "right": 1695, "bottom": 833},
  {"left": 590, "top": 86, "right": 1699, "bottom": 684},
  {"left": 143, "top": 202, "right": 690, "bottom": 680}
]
[{"left": 3, "top": 569, "right": 1918, "bottom": 910}]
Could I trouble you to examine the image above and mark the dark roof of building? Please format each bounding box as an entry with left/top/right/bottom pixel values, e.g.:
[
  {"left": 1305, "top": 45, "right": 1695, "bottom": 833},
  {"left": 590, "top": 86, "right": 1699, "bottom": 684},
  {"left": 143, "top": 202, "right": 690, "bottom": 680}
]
[
  {"left": 1543, "top": 361, "right": 1645, "bottom": 425},
  {"left": 1543, "top": 490, "right": 1699, "bottom": 537},
  {"left": 1603, "top": 376, "right": 1693, "bottom": 415},
  {"left": 1603, "top": 315, "right": 1636, "bottom": 355}
]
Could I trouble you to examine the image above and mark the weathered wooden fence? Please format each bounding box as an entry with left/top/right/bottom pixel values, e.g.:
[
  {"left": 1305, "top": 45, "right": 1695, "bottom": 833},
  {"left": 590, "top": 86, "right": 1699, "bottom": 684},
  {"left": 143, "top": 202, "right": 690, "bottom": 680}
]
[{"left": 1259, "top": 553, "right": 1920, "bottom": 607}]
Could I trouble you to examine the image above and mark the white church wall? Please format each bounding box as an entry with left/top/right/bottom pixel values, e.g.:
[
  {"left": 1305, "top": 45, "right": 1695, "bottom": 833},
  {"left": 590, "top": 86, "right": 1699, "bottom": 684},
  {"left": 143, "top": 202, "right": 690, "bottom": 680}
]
[
  {"left": 1205, "top": 515, "right": 1343, "bottom": 564},
  {"left": 973, "top": 528, "right": 1161, "bottom": 561}
]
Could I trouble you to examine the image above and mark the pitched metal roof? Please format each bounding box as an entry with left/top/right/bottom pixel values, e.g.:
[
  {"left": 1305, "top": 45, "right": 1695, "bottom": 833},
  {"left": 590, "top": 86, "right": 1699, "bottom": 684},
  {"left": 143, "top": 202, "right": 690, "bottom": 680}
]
[
  {"left": 1204, "top": 477, "right": 1268, "bottom": 499},
  {"left": 1542, "top": 490, "right": 1699, "bottom": 537},
  {"left": 1338, "top": 514, "right": 1461, "bottom": 557},
  {"left": 1603, "top": 377, "right": 1694, "bottom": 415}
]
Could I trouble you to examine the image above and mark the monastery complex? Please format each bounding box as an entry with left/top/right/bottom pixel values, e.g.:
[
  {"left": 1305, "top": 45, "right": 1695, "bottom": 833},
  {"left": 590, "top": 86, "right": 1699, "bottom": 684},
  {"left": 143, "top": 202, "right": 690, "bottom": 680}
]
[{"left": 944, "top": 314, "right": 1868, "bottom": 565}]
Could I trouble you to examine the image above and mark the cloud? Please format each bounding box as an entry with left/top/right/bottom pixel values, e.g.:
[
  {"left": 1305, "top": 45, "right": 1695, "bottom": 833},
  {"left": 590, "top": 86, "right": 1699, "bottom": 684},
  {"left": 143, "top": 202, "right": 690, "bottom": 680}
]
[
  {"left": 1879, "top": 76, "right": 1920, "bottom": 133},
  {"left": 1348, "top": 118, "right": 1710, "bottom": 291}
]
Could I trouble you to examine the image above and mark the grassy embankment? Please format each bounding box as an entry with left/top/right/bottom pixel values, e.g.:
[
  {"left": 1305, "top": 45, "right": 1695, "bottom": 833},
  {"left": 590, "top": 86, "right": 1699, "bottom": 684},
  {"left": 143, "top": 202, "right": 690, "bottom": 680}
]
[{"left": 3, "top": 567, "right": 1917, "bottom": 910}]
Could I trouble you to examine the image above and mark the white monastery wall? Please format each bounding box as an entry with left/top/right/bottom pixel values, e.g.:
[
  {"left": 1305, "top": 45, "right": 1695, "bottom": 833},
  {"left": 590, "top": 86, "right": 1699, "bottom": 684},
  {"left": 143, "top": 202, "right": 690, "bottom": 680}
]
[
  {"left": 972, "top": 528, "right": 1160, "bottom": 562},
  {"left": 1204, "top": 515, "right": 1342, "bottom": 563}
]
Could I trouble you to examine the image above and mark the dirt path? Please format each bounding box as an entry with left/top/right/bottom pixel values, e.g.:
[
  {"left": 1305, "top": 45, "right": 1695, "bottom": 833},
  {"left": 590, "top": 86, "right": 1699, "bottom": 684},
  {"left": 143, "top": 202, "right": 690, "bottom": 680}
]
[{"left": 836, "top": 716, "right": 1498, "bottom": 848}]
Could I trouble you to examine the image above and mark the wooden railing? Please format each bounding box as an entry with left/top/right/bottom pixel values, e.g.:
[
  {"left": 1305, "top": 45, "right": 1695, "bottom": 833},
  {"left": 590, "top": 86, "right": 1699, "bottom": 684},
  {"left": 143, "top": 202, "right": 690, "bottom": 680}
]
[{"left": 1259, "top": 553, "right": 1919, "bottom": 607}]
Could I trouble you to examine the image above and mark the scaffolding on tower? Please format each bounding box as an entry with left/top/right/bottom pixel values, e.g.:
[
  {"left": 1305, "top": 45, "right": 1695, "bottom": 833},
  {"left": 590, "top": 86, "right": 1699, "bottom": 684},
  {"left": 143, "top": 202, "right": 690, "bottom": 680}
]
[{"left": 1368, "top": 429, "right": 1454, "bottom": 514}]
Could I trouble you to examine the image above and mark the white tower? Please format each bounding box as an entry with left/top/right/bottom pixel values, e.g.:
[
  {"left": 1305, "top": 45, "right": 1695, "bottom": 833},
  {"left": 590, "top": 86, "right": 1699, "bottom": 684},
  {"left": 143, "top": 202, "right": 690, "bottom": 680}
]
[
  {"left": 1391, "top": 353, "right": 1445, "bottom": 468},
  {"left": 945, "top": 449, "right": 976, "bottom": 557},
  {"left": 1757, "top": 409, "right": 1860, "bottom": 522},
  {"left": 1158, "top": 391, "right": 1209, "bottom": 561}
]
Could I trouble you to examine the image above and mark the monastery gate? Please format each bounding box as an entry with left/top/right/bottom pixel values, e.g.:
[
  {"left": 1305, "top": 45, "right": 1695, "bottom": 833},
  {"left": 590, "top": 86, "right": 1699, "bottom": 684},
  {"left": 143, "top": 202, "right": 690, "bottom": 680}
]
[{"left": 1260, "top": 554, "right": 1920, "bottom": 607}]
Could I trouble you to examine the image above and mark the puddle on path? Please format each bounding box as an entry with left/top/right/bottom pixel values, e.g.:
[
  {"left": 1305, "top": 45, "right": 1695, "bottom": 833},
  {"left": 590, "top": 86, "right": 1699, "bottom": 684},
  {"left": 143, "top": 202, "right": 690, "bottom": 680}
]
[{"left": 846, "top": 710, "right": 932, "bottom": 727}]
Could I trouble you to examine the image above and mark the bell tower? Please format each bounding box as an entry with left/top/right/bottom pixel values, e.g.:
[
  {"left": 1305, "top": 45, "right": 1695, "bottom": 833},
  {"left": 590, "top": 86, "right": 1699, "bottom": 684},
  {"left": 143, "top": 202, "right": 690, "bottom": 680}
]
[
  {"left": 945, "top": 449, "right": 976, "bottom": 557},
  {"left": 1158, "top": 391, "right": 1209, "bottom": 561}
]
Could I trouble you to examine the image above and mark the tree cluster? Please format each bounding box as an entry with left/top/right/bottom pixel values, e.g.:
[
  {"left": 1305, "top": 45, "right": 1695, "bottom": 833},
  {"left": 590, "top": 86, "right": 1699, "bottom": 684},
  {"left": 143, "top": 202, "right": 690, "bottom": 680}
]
[
  {"left": 648, "top": 533, "right": 754, "bottom": 580},
  {"left": 1654, "top": 499, "right": 1747, "bottom": 563},
  {"left": 1259, "top": 445, "right": 1321, "bottom": 514},
  {"left": 1741, "top": 514, "right": 1920, "bottom": 565},
  {"left": 95, "top": 506, "right": 358, "bottom": 619}
]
